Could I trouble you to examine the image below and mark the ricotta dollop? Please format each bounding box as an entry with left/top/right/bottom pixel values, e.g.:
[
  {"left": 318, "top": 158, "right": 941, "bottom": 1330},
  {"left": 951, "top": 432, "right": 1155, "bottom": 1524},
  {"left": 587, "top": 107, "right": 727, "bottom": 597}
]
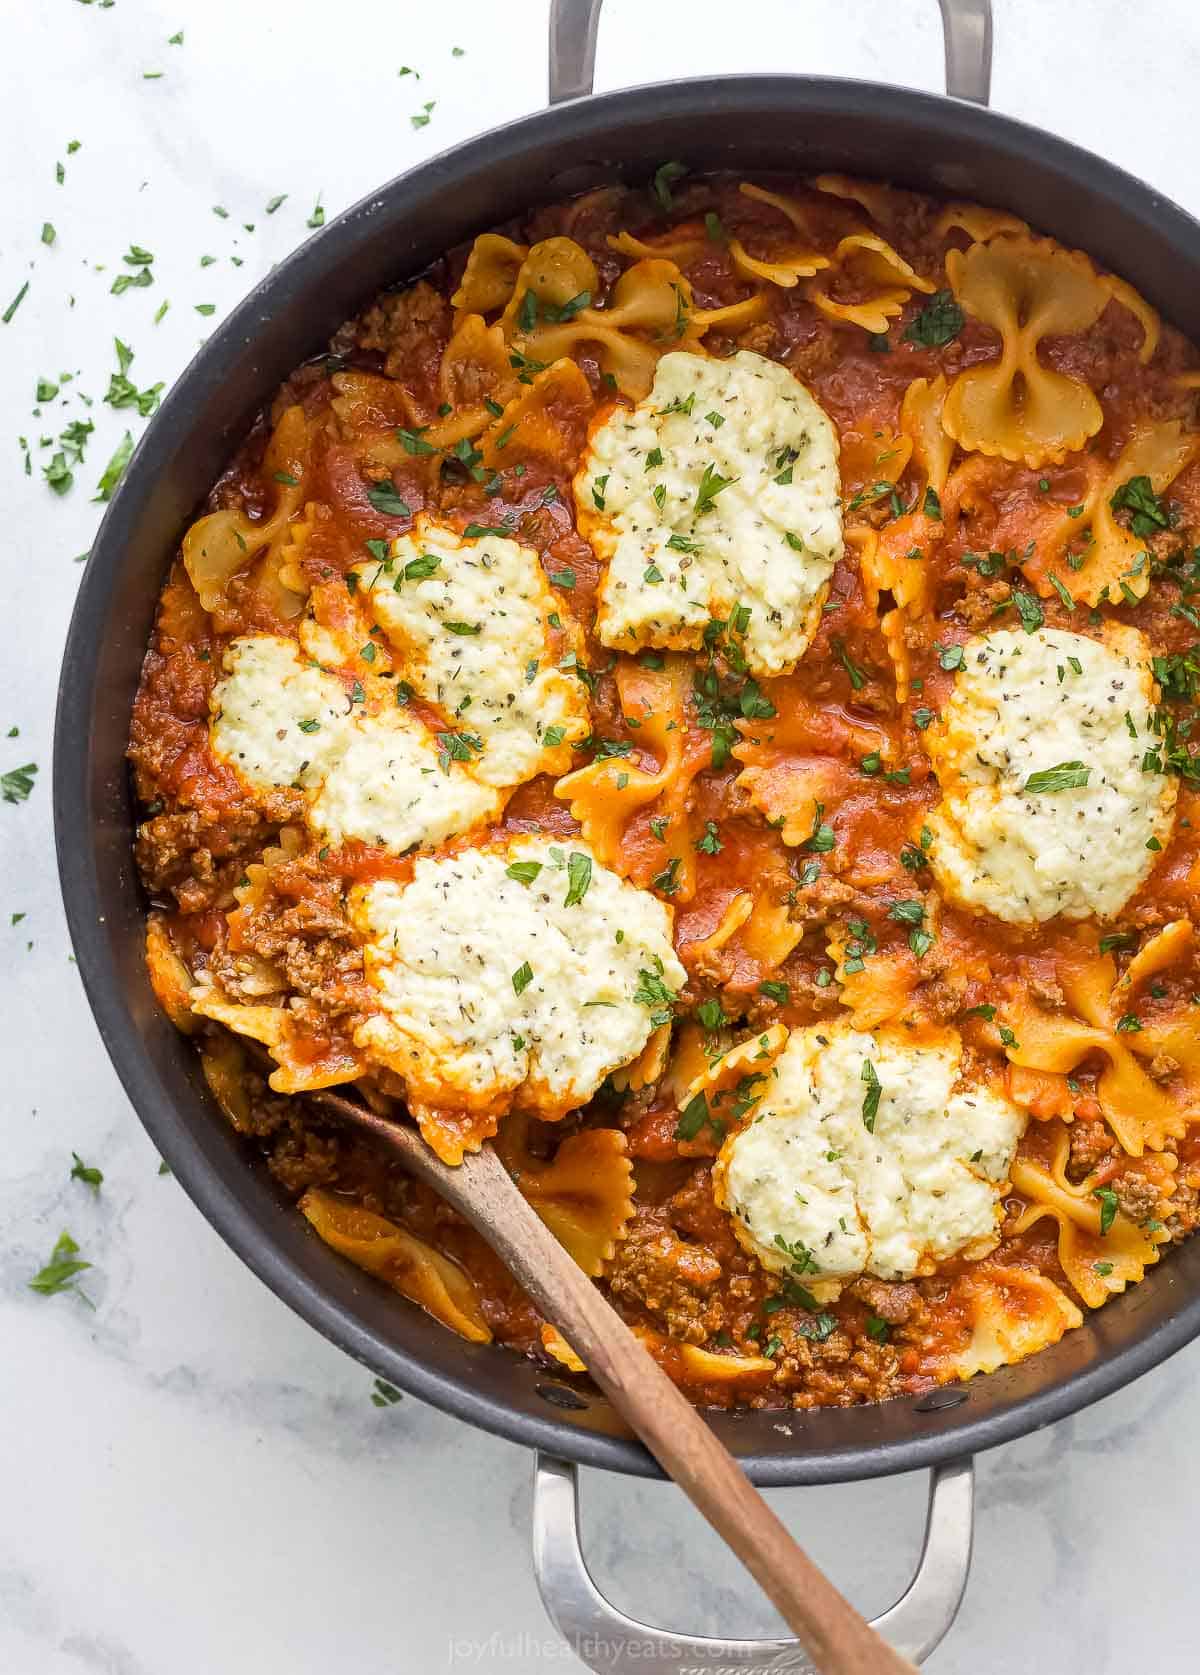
[
  {"left": 923, "top": 625, "right": 1175, "bottom": 923},
  {"left": 714, "top": 1021, "right": 1024, "bottom": 1292},
  {"left": 577, "top": 349, "right": 842, "bottom": 677}
]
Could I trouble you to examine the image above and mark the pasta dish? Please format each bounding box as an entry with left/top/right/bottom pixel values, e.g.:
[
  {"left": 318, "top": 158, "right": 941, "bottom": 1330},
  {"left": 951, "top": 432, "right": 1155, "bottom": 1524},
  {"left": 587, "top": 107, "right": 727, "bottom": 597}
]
[{"left": 130, "top": 169, "right": 1200, "bottom": 1408}]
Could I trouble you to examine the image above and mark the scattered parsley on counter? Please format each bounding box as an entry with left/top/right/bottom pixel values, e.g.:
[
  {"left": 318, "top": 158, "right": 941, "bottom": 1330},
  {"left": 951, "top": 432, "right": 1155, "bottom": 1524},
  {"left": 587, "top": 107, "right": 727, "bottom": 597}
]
[
  {"left": 41, "top": 222, "right": 56, "bottom": 246},
  {"left": 3, "top": 282, "right": 30, "bottom": 324},
  {"left": 94, "top": 431, "right": 133, "bottom": 501},
  {"left": 265, "top": 193, "right": 287, "bottom": 215},
  {"left": 29, "top": 1230, "right": 91, "bottom": 1299},
  {"left": 1, "top": 761, "right": 37, "bottom": 804},
  {"left": 371, "top": 1377, "right": 404, "bottom": 1406},
  {"left": 307, "top": 196, "right": 325, "bottom": 229},
  {"left": 411, "top": 101, "right": 435, "bottom": 129},
  {"left": 70, "top": 1153, "right": 103, "bottom": 1191},
  {"left": 104, "top": 337, "right": 163, "bottom": 416}
]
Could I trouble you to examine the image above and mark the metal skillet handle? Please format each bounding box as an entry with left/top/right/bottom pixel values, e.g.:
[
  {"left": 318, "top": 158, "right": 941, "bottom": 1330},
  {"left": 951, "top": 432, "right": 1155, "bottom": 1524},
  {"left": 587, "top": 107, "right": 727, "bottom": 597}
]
[
  {"left": 549, "top": 0, "right": 993, "bottom": 106},
  {"left": 533, "top": 1453, "right": 974, "bottom": 1673}
]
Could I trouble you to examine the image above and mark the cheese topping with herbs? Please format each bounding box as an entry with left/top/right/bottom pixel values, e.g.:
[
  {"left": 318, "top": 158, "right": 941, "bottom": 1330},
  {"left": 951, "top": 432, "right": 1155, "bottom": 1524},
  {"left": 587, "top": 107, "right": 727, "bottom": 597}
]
[
  {"left": 210, "top": 634, "right": 499, "bottom": 851},
  {"left": 924, "top": 625, "right": 1175, "bottom": 923},
  {"left": 368, "top": 518, "right": 590, "bottom": 786},
  {"left": 714, "top": 1022, "right": 1023, "bottom": 1294},
  {"left": 351, "top": 836, "right": 686, "bottom": 1117},
  {"left": 577, "top": 350, "right": 842, "bottom": 676}
]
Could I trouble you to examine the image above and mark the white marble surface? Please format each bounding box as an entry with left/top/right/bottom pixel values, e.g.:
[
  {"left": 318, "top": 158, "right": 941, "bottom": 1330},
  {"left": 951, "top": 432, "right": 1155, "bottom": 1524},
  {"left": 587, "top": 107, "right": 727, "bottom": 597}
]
[{"left": 3, "top": 2, "right": 1200, "bottom": 1670}]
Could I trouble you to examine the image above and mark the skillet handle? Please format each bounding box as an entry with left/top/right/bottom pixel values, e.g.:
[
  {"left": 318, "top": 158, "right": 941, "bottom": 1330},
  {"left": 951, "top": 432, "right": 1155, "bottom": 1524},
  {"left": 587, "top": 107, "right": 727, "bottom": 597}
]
[
  {"left": 548, "top": 0, "right": 993, "bottom": 106},
  {"left": 532, "top": 1452, "right": 974, "bottom": 1672}
]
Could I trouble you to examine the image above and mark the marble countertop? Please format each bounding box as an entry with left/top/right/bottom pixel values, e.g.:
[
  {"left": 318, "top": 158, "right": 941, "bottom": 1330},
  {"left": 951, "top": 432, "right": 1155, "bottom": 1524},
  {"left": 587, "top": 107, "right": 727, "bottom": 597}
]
[{"left": 4, "top": 2, "right": 1199, "bottom": 1670}]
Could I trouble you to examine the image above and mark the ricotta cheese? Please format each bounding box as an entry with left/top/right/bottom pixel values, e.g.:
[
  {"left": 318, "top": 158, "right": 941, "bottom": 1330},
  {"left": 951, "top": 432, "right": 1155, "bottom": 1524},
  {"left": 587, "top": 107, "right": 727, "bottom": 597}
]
[
  {"left": 351, "top": 836, "right": 687, "bottom": 1119},
  {"left": 924, "top": 625, "right": 1175, "bottom": 923},
  {"left": 210, "top": 634, "right": 499, "bottom": 851},
  {"left": 369, "top": 519, "right": 589, "bottom": 787},
  {"left": 714, "top": 1021, "right": 1023, "bottom": 1292},
  {"left": 577, "top": 350, "right": 843, "bottom": 677}
]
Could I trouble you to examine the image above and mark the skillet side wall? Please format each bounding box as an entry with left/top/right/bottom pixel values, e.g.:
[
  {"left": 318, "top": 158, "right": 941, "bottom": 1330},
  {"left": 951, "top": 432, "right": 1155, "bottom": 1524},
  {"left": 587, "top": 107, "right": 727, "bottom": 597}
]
[{"left": 54, "top": 76, "right": 1200, "bottom": 1484}]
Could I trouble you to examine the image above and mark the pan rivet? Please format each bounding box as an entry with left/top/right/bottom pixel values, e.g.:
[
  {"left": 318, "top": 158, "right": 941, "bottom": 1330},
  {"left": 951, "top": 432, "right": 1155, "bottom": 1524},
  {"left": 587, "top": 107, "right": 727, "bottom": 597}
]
[
  {"left": 913, "top": 1387, "right": 969, "bottom": 1413},
  {"left": 536, "top": 1382, "right": 589, "bottom": 1411}
]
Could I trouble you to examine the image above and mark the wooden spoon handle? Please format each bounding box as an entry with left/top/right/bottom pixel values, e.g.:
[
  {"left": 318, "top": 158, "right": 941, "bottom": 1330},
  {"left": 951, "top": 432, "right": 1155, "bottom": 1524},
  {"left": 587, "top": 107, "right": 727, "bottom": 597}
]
[{"left": 310, "top": 1093, "right": 916, "bottom": 1674}]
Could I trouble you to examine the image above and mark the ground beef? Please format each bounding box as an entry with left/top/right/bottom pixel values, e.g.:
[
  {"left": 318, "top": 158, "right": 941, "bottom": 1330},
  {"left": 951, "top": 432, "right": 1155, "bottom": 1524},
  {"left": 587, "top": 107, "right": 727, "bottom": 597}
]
[
  {"left": 267, "top": 1120, "right": 341, "bottom": 1194},
  {"left": 355, "top": 280, "right": 450, "bottom": 394},
  {"left": 135, "top": 807, "right": 269, "bottom": 895},
  {"left": 1113, "top": 1174, "right": 1162, "bottom": 1223},
  {"left": 848, "top": 1276, "right": 920, "bottom": 1324},
  {"left": 918, "top": 972, "right": 971, "bottom": 1022},
  {"left": 1148, "top": 1051, "right": 1181, "bottom": 1082},
  {"left": 1068, "top": 1117, "right": 1116, "bottom": 1178},
  {"left": 958, "top": 579, "right": 1012, "bottom": 631},
  {"left": 787, "top": 1337, "right": 903, "bottom": 1409},
  {"left": 1030, "top": 975, "right": 1065, "bottom": 1009},
  {"left": 1168, "top": 1180, "right": 1200, "bottom": 1241},
  {"left": 607, "top": 1206, "right": 726, "bottom": 1344}
]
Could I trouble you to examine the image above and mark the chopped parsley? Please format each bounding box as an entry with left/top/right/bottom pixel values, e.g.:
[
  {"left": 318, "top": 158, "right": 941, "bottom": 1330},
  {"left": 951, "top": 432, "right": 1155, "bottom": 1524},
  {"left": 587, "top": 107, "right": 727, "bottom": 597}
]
[
  {"left": 1093, "top": 1185, "right": 1119, "bottom": 1235},
  {"left": 29, "top": 1230, "right": 90, "bottom": 1298},
  {"left": 652, "top": 160, "right": 688, "bottom": 211},
  {"left": 860, "top": 1059, "right": 882, "bottom": 1132},
  {"left": 506, "top": 861, "right": 542, "bottom": 886},
  {"left": 70, "top": 1153, "right": 103, "bottom": 1191},
  {"left": 2, "top": 761, "right": 37, "bottom": 804},
  {"left": 695, "top": 462, "right": 736, "bottom": 515},
  {"left": 511, "top": 961, "right": 534, "bottom": 996},
  {"left": 903, "top": 290, "right": 964, "bottom": 348},
  {"left": 1023, "top": 760, "right": 1090, "bottom": 793},
  {"left": 632, "top": 966, "right": 678, "bottom": 1028},
  {"left": 563, "top": 851, "right": 593, "bottom": 907},
  {"left": 1010, "top": 588, "right": 1045, "bottom": 634},
  {"left": 366, "top": 481, "right": 412, "bottom": 518},
  {"left": 1110, "top": 475, "right": 1171, "bottom": 539}
]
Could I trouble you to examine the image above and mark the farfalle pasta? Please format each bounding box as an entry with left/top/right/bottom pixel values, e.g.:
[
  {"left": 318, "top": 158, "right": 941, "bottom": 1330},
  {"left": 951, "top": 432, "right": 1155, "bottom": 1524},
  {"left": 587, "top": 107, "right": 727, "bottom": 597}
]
[
  {"left": 942, "top": 236, "right": 1112, "bottom": 466},
  {"left": 132, "top": 163, "right": 1200, "bottom": 1415}
]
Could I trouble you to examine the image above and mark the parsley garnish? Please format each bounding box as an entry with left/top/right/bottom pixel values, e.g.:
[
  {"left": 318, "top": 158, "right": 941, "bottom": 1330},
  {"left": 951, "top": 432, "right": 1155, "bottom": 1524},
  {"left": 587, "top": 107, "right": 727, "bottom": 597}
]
[
  {"left": 366, "top": 481, "right": 412, "bottom": 518},
  {"left": 1023, "top": 761, "right": 1090, "bottom": 793},
  {"left": 633, "top": 966, "right": 678, "bottom": 1028},
  {"left": 695, "top": 820, "right": 722, "bottom": 855},
  {"left": 506, "top": 861, "right": 542, "bottom": 886},
  {"left": 903, "top": 290, "right": 964, "bottom": 348},
  {"left": 695, "top": 462, "right": 736, "bottom": 515},
  {"left": 1111, "top": 475, "right": 1171, "bottom": 538},
  {"left": 1010, "top": 588, "right": 1045, "bottom": 634},
  {"left": 511, "top": 961, "right": 534, "bottom": 996},
  {"left": 564, "top": 851, "right": 593, "bottom": 907},
  {"left": 652, "top": 160, "right": 688, "bottom": 210},
  {"left": 804, "top": 802, "right": 836, "bottom": 853},
  {"left": 860, "top": 1059, "right": 882, "bottom": 1132},
  {"left": 1093, "top": 1186, "right": 1119, "bottom": 1235}
]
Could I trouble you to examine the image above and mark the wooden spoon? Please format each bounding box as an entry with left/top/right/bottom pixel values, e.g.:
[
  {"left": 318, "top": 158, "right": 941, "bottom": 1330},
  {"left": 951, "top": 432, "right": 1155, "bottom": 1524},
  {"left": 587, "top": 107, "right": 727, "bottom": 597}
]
[{"left": 307, "top": 1089, "right": 916, "bottom": 1675}]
